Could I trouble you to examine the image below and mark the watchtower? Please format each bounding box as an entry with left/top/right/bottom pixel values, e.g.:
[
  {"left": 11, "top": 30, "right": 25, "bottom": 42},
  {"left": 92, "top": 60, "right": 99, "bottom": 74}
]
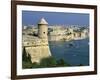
[{"left": 38, "top": 18, "right": 48, "bottom": 39}]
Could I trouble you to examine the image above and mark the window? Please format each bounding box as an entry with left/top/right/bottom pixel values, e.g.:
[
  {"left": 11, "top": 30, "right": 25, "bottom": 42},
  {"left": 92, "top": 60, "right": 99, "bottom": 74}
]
[{"left": 43, "top": 32, "right": 45, "bottom": 34}]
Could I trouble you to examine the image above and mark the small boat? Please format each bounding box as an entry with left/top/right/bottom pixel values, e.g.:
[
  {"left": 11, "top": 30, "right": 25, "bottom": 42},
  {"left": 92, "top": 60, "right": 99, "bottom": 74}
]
[
  {"left": 68, "top": 42, "right": 74, "bottom": 47},
  {"left": 69, "top": 43, "right": 73, "bottom": 46}
]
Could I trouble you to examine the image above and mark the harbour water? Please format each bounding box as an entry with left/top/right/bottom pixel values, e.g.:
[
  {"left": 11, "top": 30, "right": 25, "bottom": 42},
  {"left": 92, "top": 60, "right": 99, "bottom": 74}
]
[{"left": 49, "top": 38, "right": 89, "bottom": 66}]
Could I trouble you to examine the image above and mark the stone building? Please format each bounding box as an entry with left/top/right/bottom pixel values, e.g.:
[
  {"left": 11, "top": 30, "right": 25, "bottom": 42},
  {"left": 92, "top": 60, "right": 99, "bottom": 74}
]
[
  {"left": 23, "top": 18, "right": 51, "bottom": 63},
  {"left": 38, "top": 18, "right": 48, "bottom": 39},
  {"left": 48, "top": 26, "right": 89, "bottom": 41}
]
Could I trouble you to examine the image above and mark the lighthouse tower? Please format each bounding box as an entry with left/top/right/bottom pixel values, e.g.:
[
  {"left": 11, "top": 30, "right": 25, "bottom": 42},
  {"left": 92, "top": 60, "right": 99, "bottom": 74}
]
[{"left": 38, "top": 18, "right": 48, "bottom": 39}]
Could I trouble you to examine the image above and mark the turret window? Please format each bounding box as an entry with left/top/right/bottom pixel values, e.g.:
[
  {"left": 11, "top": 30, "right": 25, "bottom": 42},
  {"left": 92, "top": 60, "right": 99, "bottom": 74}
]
[{"left": 43, "top": 32, "right": 45, "bottom": 34}]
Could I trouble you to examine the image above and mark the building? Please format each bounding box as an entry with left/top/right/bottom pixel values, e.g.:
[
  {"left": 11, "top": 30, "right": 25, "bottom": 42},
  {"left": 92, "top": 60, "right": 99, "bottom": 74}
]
[
  {"left": 22, "top": 18, "right": 51, "bottom": 63},
  {"left": 38, "top": 18, "right": 48, "bottom": 39}
]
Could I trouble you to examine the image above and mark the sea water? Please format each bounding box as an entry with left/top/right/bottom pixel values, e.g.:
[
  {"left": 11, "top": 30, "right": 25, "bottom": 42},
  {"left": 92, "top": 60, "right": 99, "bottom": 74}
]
[{"left": 49, "top": 38, "right": 89, "bottom": 66}]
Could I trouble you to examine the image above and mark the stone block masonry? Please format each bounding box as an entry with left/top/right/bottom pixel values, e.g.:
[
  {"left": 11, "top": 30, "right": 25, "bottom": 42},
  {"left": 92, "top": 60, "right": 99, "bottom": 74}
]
[
  {"left": 25, "top": 45, "right": 51, "bottom": 63},
  {"left": 22, "top": 18, "right": 52, "bottom": 63}
]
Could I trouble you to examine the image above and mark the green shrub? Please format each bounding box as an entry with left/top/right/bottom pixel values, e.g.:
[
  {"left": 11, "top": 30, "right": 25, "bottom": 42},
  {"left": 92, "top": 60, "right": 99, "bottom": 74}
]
[
  {"left": 57, "top": 58, "right": 70, "bottom": 67},
  {"left": 39, "top": 57, "right": 57, "bottom": 67},
  {"left": 22, "top": 61, "right": 32, "bottom": 69}
]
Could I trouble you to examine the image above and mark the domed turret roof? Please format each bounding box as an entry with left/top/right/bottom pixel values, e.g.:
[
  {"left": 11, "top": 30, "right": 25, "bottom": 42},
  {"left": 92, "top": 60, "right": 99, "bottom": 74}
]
[{"left": 38, "top": 18, "right": 48, "bottom": 25}]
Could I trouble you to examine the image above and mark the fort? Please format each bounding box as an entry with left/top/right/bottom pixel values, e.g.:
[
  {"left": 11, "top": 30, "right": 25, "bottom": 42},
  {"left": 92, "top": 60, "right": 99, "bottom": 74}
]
[
  {"left": 22, "top": 18, "right": 51, "bottom": 63},
  {"left": 22, "top": 18, "right": 89, "bottom": 63}
]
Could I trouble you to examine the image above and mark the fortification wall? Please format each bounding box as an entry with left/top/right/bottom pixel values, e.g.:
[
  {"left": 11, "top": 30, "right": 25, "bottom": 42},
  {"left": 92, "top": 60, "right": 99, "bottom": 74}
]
[{"left": 25, "top": 45, "right": 51, "bottom": 63}]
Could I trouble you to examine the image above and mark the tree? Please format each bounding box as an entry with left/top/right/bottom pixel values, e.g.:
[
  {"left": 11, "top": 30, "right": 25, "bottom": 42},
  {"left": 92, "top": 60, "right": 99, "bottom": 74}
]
[
  {"left": 22, "top": 47, "right": 32, "bottom": 69},
  {"left": 22, "top": 47, "right": 28, "bottom": 62},
  {"left": 27, "top": 53, "right": 32, "bottom": 63}
]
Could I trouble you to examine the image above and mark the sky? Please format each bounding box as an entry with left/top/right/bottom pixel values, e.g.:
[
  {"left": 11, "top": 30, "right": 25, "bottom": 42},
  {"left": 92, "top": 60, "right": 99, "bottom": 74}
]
[{"left": 22, "top": 10, "right": 89, "bottom": 27}]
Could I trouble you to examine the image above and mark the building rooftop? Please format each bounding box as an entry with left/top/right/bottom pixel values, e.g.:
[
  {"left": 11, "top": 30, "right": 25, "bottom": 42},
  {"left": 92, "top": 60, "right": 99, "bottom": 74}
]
[{"left": 38, "top": 18, "right": 48, "bottom": 25}]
